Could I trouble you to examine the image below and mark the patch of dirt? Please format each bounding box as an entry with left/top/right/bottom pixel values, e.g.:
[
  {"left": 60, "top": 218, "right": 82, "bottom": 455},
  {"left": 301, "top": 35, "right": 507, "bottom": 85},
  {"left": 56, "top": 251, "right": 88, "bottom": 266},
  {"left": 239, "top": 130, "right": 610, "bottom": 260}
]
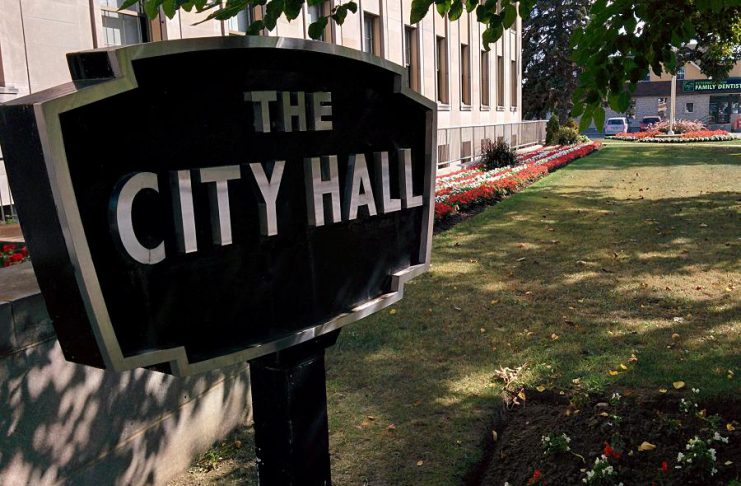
[
  {"left": 167, "top": 425, "right": 258, "bottom": 486},
  {"left": 466, "top": 388, "right": 741, "bottom": 485},
  {"left": 434, "top": 204, "right": 489, "bottom": 233}
]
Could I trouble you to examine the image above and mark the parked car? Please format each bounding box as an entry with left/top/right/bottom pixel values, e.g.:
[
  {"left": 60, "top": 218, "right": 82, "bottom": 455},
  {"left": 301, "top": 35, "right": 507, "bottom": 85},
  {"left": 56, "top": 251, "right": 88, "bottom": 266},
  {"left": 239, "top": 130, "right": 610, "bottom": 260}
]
[
  {"left": 640, "top": 116, "right": 662, "bottom": 131},
  {"left": 604, "top": 117, "right": 629, "bottom": 136}
]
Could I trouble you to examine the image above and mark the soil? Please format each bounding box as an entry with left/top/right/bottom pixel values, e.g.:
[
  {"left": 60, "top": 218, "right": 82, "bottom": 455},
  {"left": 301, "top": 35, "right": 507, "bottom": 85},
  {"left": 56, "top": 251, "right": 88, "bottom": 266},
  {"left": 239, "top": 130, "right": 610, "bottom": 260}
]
[
  {"left": 466, "top": 388, "right": 741, "bottom": 486},
  {"left": 434, "top": 205, "right": 489, "bottom": 233}
]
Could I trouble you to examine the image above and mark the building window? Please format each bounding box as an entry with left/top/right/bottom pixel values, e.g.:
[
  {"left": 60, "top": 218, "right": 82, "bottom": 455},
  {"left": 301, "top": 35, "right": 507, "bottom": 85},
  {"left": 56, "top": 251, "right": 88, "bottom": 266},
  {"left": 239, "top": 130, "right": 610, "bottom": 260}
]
[
  {"left": 307, "top": 2, "right": 331, "bottom": 41},
  {"left": 226, "top": 7, "right": 255, "bottom": 34},
  {"left": 685, "top": 102, "right": 694, "bottom": 113},
  {"left": 436, "top": 35, "right": 449, "bottom": 104},
  {"left": 461, "top": 43, "right": 471, "bottom": 106},
  {"left": 496, "top": 54, "right": 504, "bottom": 108},
  {"left": 404, "top": 26, "right": 420, "bottom": 92},
  {"left": 677, "top": 66, "right": 685, "bottom": 80},
  {"left": 480, "top": 50, "right": 490, "bottom": 107},
  {"left": 363, "top": 13, "right": 381, "bottom": 56},
  {"left": 511, "top": 60, "right": 518, "bottom": 108},
  {"left": 99, "top": 0, "right": 148, "bottom": 46}
]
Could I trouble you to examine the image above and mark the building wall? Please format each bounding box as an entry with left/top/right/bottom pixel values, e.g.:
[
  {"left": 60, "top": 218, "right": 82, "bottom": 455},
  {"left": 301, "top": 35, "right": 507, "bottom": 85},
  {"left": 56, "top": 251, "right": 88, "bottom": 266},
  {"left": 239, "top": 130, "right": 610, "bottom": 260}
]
[{"left": 0, "top": 0, "right": 522, "bottom": 130}]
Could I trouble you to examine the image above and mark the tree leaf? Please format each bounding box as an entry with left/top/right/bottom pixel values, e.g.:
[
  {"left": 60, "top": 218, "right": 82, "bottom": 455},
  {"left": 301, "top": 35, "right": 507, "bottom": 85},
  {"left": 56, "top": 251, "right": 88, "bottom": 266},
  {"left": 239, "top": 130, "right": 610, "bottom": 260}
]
[
  {"left": 448, "top": 0, "right": 463, "bottom": 21},
  {"left": 410, "top": 0, "right": 434, "bottom": 24},
  {"left": 308, "top": 16, "right": 328, "bottom": 39},
  {"left": 502, "top": 3, "right": 517, "bottom": 29}
]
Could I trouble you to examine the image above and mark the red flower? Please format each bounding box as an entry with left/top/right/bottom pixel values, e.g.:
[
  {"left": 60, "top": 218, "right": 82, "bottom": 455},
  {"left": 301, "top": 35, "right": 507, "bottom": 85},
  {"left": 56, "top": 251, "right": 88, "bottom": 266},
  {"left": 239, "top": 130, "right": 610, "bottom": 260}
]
[
  {"left": 20, "top": 246, "right": 28, "bottom": 257},
  {"left": 2, "top": 244, "right": 15, "bottom": 253},
  {"left": 8, "top": 253, "right": 24, "bottom": 264},
  {"left": 661, "top": 460, "right": 668, "bottom": 473},
  {"left": 603, "top": 442, "right": 621, "bottom": 460},
  {"left": 527, "top": 469, "right": 544, "bottom": 485}
]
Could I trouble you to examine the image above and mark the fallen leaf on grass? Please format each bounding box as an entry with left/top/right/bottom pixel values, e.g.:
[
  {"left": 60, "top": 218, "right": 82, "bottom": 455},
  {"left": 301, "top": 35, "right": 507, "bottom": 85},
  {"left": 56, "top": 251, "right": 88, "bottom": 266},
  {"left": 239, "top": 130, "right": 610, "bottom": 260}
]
[
  {"left": 536, "top": 385, "right": 546, "bottom": 392},
  {"left": 673, "top": 381, "right": 686, "bottom": 390},
  {"left": 608, "top": 370, "right": 619, "bottom": 376},
  {"left": 234, "top": 440, "right": 242, "bottom": 449},
  {"left": 516, "top": 257, "right": 527, "bottom": 262},
  {"left": 453, "top": 305, "right": 462, "bottom": 311},
  {"left": 629, "top": 354, "right": 638, "bottom": 363},
  {"left": 619, "top": 364, "right": 628, "bottom": 370},
  {"left": 572, "top": 378, "right": 581, "bottom": 385},
  {"left": 727, "top": 423, "right": 736, "bottom": 432},
  {"left": 551, "top": 333, "right": 560, "bottom": 340},
  {"left": 638, "top": 442, "right": 656, "bottom": 451},
  {"left": 599, "top": 412, "right": 609, "bottom": 417},
  {"left": 658, "top": 388, "right": 668, "bottom": 394},
  {"left": 389, "top": 309, "right": 397, "bottom": 315},
  {"left": 517, "top": 389, "right": 527, "bottom": 401},
  {"left": 672, "top": 333, "right": 681, "bottom": 340},
  {"left": 416, "top": 460, "right": 424, "bottom": 466},
  {"left": 480, "top": 328, "right": 486, "bottom": 334},
  {"left": 672, "top": 317, "right": 685, "bottom": 323},
  {"left": 490, "top": 299, "right": 499, "bottom": 305},
  {"left": 387, "top": 424, "right": 396, "bottom": 430},
  {"left": 492, "top": 430, "right": 498, "bottom": 442}
]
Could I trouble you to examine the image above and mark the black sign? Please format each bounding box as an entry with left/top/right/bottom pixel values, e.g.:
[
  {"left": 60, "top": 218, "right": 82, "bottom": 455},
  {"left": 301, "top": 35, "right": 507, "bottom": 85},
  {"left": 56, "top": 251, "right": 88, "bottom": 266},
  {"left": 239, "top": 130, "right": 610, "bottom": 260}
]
[{"left": 0, "top": 37, "right": 436, "bottom": 375}]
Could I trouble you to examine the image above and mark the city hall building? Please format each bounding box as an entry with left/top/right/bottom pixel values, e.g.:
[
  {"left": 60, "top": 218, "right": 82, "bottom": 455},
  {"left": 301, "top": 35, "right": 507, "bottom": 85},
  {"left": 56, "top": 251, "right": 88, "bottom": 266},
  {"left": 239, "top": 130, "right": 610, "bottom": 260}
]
[{"left": 0, "top": 0, "right": 532, "bottom": 179}]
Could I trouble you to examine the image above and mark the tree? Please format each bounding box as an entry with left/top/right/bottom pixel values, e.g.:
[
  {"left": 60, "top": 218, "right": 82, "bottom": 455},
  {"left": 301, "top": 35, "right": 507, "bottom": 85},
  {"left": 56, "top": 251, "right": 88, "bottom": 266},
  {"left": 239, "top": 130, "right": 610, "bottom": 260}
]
[
  {"left": 127, "top": 0, "right": 741, "bottom": 128},
  {"left": 522, "top": 0, "right": 591, "bottom": 121}
]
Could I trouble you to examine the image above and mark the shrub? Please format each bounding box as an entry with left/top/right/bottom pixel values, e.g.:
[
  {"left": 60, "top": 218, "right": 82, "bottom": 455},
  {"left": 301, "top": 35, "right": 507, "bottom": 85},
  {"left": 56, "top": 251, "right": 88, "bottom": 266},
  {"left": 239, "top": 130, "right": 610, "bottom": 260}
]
[
  {"left": 565, "top": 118, "right": 579, "bottom": 130},
  {"left": 557, "top": 127, "right": 580, "bottom": 145},
  {"left": 647, "top": 119, "right": 706, "bottom": 134},
  {"left": 546, "top": 115, "right": 560, "bottom": 145},
  {"left": 480, "top": 138, "right": 517, "bottom": 170}
]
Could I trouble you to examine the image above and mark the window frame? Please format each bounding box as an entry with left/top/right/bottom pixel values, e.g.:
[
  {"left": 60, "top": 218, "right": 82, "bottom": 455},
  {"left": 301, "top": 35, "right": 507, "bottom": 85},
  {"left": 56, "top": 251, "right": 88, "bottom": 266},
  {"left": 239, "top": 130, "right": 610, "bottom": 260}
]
[
  {"left": 436, "top": 34, "right": 450, "bottom": 106},
  {"left": 460, "top": 42, "right": 471, "bottom": 108},
  {"left": 362, "top": 12, "right": 382, "bottom": 57},
  {"left": 404, "top": 26, "right": 421, "bottom": 92},
  {"left": 480, "top": 49, "right": 490, "bottom": 109},
  {"left": 98, "top": 0, "right": 149, "bottom": 47}
]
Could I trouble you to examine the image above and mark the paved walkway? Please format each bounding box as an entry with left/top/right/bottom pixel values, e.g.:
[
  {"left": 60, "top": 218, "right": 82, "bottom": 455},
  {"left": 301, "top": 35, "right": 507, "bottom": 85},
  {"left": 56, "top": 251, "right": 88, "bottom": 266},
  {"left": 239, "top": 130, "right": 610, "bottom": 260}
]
[{"left": 0, "top": 224, "right": 24, "bottom": 243}]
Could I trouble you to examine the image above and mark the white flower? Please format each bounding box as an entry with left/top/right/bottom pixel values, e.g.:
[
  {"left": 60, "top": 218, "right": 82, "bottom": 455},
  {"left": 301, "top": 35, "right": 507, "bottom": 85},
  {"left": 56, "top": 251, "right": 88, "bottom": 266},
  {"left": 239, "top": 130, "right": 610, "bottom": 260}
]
[
  {"left": 711, "top": 467, "right": 718, "bottom": 476},
  {"left": 586, "top": 470, "right": 595, "bottom": 479},
  {"left": 692, "top": 387, "right": 700, "bottom": 394},
  {"left": 709, "top": 448, "right": 716, "bottom": 461},
  {"left": 677, "top": 452, "right": 685, "bottom": 461},
  {"left": 611, "top": 392, "right": 621, "bottom": 400}
]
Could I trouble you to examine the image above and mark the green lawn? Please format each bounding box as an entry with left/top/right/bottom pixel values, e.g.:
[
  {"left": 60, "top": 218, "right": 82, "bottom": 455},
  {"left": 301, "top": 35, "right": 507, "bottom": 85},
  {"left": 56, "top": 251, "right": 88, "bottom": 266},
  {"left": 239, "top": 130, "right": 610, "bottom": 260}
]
[
  {"left": 326, "top": 140, "right": 741, "bottom": 485},
  {"left": 171, "top": 140, "right": 741, "bottom": 485}
]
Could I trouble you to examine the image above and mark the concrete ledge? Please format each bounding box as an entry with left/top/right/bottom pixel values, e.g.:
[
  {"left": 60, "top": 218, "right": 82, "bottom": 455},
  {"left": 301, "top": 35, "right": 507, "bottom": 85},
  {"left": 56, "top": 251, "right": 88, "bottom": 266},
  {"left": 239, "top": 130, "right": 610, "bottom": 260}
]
[{"left": 0, "top": 263, "right": 252, "bottom": 486}]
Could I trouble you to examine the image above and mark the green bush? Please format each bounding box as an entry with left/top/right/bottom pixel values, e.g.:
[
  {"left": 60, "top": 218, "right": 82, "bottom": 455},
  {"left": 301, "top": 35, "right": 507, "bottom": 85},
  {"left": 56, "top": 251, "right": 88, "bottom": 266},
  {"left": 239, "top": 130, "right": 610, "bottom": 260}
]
[
  {"left": 565, "top": 118, "right": 579, "bottom": 131},
  {"left": 480, "top": 138, "right": 517, "bottom": 170},
  {"left": 557, "top": 127, "right": 580, "bottom": 145},
  {"left": 546, "top": 115, "right": 560, "bottom": 145}
]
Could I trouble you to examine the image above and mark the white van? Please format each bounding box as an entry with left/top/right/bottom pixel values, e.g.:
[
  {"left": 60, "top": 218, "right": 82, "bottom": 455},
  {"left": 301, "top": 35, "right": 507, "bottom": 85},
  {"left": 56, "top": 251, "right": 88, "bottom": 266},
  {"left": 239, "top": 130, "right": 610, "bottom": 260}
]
[{"left": 604, "top": 117, "right": 629, "bottom": 136}]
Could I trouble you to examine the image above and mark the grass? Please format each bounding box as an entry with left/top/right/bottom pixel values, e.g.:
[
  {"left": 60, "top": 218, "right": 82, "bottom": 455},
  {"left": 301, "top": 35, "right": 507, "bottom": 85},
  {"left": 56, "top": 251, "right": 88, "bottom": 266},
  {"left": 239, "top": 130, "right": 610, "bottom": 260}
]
[{"left": 171, "top": 140, "right": 741, "bottom": 485}]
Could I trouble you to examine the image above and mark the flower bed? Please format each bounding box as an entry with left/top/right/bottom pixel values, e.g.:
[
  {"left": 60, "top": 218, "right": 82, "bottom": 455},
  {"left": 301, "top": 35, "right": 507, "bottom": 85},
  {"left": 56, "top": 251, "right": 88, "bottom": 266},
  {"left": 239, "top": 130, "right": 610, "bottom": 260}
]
[
  {"left": 435, "top": 142, "right": 601, "bottom": 222},
  {"left": 613, "top": 130, "right": 733, "bottom": 143},
  {"left": 1, "top": 243, "right": 29, "bottom": 267}
]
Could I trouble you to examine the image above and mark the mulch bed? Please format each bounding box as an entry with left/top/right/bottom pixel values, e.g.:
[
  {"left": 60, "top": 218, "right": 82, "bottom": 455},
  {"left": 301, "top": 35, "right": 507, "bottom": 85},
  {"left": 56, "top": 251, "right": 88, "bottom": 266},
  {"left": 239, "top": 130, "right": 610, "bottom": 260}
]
[{"left": 466, "top": 389, "right": 740, "bottom": 485}]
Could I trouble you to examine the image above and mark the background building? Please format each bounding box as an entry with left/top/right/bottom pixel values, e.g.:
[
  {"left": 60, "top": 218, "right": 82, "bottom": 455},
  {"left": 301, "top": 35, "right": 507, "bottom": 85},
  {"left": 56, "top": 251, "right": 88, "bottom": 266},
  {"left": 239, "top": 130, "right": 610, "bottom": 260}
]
[
  {"left": 0, "top": 0, "right": 539, "bottom": 188},
  {"left": 603, "top": 61, "right": 741, "bottom": 132}
]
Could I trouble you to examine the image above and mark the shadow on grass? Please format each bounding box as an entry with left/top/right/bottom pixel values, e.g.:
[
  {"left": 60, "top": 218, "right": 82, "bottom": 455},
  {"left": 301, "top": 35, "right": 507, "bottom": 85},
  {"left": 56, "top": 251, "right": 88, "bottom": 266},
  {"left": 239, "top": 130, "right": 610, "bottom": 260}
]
[{"left": 325, "top": 163, "right": 740, "bottom": 484}]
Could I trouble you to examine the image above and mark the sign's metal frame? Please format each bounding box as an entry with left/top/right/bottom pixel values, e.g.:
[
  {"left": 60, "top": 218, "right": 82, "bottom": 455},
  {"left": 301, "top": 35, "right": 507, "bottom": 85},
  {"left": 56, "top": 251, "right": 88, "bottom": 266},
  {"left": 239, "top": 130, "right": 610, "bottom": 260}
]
[{"left": 24, "top": 36, "right": 437, "bottom": 376}]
